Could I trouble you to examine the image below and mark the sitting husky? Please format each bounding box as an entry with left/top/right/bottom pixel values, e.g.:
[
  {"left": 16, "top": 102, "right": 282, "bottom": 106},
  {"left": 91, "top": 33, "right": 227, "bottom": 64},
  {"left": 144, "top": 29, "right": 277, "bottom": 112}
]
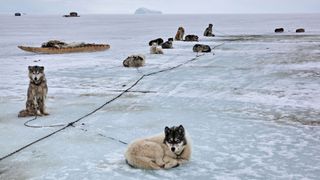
[
  {"left": 149, "top": 38, "right": 164, "bottom": 46},
  {"left": 162, "top": 38, "right": 173, "bottom": 49},
  {"left": 150, "top": 43, "right": 164, "bottom": 54},
  {"left": 193, "top": 44, "right": 211, "bottom": 53},
  {"left": 125, "top": 125, "right": 191, "bottom": 170},
  {"left": 175, "top": 27, "right": 185, "bottom": 41},
  {"left": 18, "top": 66, "right": 49, "bottom": 117},
  {"left": 184, "top": 35, "right": 199, "bottom": 41},
  {"left": 203, "top": 24, "right": 215, "bottom": 37},
  {"left": 123, "top": 55, "right": 145, "bottom": 67}
]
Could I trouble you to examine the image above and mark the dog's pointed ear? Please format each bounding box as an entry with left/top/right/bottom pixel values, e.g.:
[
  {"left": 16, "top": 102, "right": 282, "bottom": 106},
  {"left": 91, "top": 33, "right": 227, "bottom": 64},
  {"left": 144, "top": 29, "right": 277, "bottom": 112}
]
[
  {"left": 164, "top": 126, "right": 170, "bottom": 135},
  {"left": 28, "top": 66, "right": 32, "bottom": 71},
  {"left": 39, "top": 66, "right": 44, "bottom": 71},
  {"left": 178, "top": 125, "right": 185, "bottom": 134}
]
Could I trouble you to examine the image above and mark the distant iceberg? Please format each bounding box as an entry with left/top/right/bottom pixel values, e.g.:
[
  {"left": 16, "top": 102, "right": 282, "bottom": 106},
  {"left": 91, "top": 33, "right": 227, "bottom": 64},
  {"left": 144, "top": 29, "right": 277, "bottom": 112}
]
[{"left": 134, "top": 8, "right": 162, "bottom": 15}]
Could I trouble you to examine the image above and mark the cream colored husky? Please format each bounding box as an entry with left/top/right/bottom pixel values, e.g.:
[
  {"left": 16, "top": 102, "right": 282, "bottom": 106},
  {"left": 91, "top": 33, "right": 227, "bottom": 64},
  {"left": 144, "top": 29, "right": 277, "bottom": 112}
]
[{"left": 125, "top": 125, "right": 191, "bottom": 170}]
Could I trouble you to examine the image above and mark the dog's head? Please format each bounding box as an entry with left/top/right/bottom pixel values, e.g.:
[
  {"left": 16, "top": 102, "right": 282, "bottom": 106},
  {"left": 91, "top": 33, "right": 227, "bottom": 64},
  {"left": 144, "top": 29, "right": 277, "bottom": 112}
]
[
  {"left": 28, "top": 65, "right": 45, "bottom": 85},
  {"left": 209, "top": 24, "right": 213, "bottom": 27},
  {"left": 168, "top": 38, "right": 173, "bottom": 42},
  {"left": 164, "top": 125, "right": 187, "bottom": 155},
  {"left": 178, "top": 27, "right": 185, "bottom": 32}
]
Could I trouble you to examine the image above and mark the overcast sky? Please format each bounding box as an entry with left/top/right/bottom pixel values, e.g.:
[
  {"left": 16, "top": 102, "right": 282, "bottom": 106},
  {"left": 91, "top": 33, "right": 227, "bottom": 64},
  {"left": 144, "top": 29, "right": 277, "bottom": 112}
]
[{"left": 1, "top": 0, "right": 320, "bottom": 14}]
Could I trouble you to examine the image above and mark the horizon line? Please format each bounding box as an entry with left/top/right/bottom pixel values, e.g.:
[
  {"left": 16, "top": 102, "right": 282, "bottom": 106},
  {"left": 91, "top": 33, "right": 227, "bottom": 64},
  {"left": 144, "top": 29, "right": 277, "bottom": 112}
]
[{"left": 1, "top": 12, "right": 320, "bottom": 15}]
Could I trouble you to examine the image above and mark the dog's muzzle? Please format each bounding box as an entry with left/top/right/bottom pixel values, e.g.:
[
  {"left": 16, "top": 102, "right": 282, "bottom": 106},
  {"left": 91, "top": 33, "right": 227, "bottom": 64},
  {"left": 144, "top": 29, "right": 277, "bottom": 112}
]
[{"left": 171, "top": 147, "right": 176, "bottom": 152}]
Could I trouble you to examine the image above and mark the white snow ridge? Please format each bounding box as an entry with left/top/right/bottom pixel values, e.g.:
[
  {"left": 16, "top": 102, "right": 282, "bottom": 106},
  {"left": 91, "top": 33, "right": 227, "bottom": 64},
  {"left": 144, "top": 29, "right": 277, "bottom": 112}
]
[{"left": 0, "top": 14, "right": 320, "bottom": 180}]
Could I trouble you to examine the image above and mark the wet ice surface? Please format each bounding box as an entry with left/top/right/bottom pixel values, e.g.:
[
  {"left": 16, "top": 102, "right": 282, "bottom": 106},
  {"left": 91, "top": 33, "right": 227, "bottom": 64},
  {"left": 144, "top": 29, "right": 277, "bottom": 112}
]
[{"left": 0, "top": 14, "right": 320, "bottom": 179}]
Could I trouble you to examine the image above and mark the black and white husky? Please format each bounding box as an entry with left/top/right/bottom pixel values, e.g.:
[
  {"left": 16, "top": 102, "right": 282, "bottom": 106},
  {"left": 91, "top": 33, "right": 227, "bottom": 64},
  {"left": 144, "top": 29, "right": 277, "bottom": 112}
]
[
  {"left": 125, "top": 125, "right": 191, "bottom": 170},
  {"left": 162, "top": 38, "right": 174, "bottom": 49},
  {"left": 193, "top": 44, "right": 211, "bottom": 53}
]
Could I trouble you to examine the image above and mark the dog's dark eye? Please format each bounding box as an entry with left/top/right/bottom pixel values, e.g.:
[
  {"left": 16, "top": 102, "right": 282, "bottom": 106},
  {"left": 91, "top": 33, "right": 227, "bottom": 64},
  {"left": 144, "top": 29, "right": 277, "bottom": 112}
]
[{"left": 175, "top": 139, "right": 181, "bottom": 143}]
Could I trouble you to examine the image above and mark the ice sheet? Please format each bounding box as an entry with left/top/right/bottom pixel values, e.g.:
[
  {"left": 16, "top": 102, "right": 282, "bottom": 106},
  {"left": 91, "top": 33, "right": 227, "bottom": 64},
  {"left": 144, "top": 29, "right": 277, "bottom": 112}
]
[{"left": 0, "top": 14, "right": 320, "bottom": 180}]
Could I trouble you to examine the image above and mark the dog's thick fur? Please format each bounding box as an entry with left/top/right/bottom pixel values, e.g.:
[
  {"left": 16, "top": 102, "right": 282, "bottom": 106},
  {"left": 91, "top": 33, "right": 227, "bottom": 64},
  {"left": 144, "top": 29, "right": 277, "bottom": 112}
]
[
  {"left": 175, "top": 27, "right": 185, "bottom": 41},
  {"left": 123, "top": 54, "right": 146, "bottom": 67},
  {"left": 162, "top": 38, "right": 173, "bottom": 49},
  {"left": 203, "top": 24, "right": 215, "bottom": 37},
  {"left": 125, "top": 125, "right": 191, "bottom": 170},
  {"left": 150, "top": 43, "right": 164, "bottom": 54},
  {"left": 184, "top": 34, "right": 199, "bottom": 42},
  {"left": 149, "top": 38, "right": 164, "bottom": 46},
  {"left": 193, "top": 44, "right": 211, "bottom": 53},
  {"left": 18, "top": 66, "right": 49, "bottom": 117}
]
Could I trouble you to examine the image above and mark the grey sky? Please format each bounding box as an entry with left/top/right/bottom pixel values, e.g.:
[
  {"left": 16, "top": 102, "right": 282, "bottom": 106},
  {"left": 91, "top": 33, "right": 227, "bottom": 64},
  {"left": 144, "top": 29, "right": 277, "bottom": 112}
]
[{"left": 1, "top": 0, "right": 320, "bottom": 14}]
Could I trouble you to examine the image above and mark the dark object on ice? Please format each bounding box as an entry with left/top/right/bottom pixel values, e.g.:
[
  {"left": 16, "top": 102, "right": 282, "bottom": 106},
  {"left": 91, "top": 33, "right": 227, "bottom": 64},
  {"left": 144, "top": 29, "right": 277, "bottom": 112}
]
[
  {"left": 184, "top": 35, "right": 199, "bottom": 41},
  {"left": 274, "top": 28, "right": 284, "bottom": 33},
  {"left": 63, "top": 12, "right": 80, "bottom": 17},
  {"left": 162, "top": 38, "right": 173, "bottom": 49},
  {"left": 14, "top": 13, "right": 21, "bottom": 16},
  {"left": 149, "top": 38, "right": 164, "bottom": 46},
  {"left": 204, "top": 24, "right": 215, "bottom": 37},
  {"left": 296, "top": 28, "right": 305, "bottom": 33},
  {"left": 41, "top": 40, "right": 68, "bottom": 48},
  {"left": 123, "top": 55, "right": 145, "bottom": 68},
  {"left": 193, "top": 44, "right": 211, "bottom": 53}
]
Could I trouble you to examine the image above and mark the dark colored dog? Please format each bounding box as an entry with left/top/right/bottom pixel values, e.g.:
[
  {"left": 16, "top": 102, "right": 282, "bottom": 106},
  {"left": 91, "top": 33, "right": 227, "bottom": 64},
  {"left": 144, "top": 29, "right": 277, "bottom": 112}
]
[
  {"left": 274, "top": 28, "right": 284, "bottom": 33},
  {"left": 184, "top": 35, "right": 199, "bottom": 42},
  {"left": 162, "top": 38, "right": 174, "bottom": 49},
  {"left": 296, "top": 28, "right": 305, "bottom": 33},
  {"left": 193, "top": 44, "right": 211, "bottom": 53},
  {"left": 204, "top": 24, "right": 215, "bottom": 37},
  {"left": 149, "top": 38, "right": 164, "bottom": 46}
]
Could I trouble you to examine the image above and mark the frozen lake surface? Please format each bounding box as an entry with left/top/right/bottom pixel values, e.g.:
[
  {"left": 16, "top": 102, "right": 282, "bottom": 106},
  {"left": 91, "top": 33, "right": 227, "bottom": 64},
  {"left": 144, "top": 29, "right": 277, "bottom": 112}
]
[{"left": 0, "top": 14, "right": 320, "bottom": 179}]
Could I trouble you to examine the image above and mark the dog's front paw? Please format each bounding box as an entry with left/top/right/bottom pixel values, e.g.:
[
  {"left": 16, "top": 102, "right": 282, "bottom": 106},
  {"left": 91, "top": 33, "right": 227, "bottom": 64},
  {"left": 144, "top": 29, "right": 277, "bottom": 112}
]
[
  {"left": 155, "top": 159, "right": 165, "bottom": 168},
  {"left": 178, "top": 159, "right": 188, "bottom": 164},
  {"left": 43, "top": 112, "right": 50, "bottom": 116},
  {"left": 164, "top": 160, "right": 179, "bottom": 169}
]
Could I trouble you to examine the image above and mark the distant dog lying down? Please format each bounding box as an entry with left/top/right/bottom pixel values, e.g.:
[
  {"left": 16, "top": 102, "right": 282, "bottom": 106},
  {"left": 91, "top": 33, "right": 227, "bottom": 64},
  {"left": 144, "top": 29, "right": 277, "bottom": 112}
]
[
  {"left": 125, "top": 125, "right": 191, "bottom": 170},
  {"left": 123, "top": 55, "right": 145, "bottom": 67},
  {"left": 18, "top": 66, "right": 49, "bottom": 117},
  {"left": 184, "top": 35, "right": 199, "bottom": 41},
  {"left": 193, "top": 44, "right": 211, "bottom": 53},
  {"left": 274, "top": 28, "right": 284, "bottom": 33},
  {"left": 175, "top": 27, "right": 185, "bottom": 41},
  {"left": 149, "top": 38, "right": 164, "bottom": 46},
  {"left": 296, "top": 28, "right": 305, "bottom": 33},
  {"left": 162, "top": 38, "right": 173, "bottom": 49},
  {"left": 150, "top": 43, "right": 164, "bottom": 54}
]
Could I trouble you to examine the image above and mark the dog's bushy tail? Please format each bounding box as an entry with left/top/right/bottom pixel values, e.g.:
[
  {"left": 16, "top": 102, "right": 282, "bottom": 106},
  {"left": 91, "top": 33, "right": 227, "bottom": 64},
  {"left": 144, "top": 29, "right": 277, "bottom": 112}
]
[{"left": 18, "top": 109, "right": 29, "bottom": 118}]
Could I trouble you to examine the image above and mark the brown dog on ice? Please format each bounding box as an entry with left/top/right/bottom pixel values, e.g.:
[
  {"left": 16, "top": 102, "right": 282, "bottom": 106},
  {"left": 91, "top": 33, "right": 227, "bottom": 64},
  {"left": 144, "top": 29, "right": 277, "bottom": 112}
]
[
  {"left": 18, "top": 66, "right": 49, "bottom": 117},
  {"left": 175, "top": 27, "right": 185, "bottom": 41}
]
